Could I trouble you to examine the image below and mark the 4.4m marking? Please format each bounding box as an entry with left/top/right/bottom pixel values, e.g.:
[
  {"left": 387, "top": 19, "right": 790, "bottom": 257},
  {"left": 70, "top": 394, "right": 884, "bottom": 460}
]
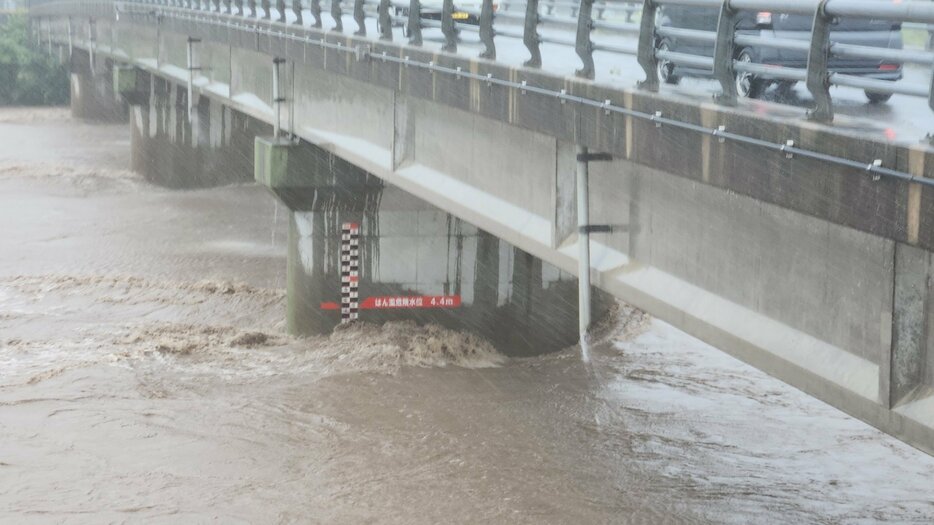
[{"left": 320, "top": 295, "right": 461, "bottom": 311}]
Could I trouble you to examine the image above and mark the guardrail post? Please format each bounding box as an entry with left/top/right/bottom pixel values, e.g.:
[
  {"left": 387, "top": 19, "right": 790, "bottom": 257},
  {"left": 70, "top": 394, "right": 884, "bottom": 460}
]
[
  {"left": 261, "top": 0, "right": 271, "bottom": 19},
  {"left": 441, "top": 0, "right": 457, "bottom": 52},
  {"left": 805, "top": 0, "right": 833, "bottom": 123},
  {"left": 276, "top": 0, "right": 286, "bottom": 21},
  {"left": 479, "top": 0, "right": 496, "bottom": 59},
  {"left": 575, "top": 0, "right": 594, "bottom": 79},
  {"left": 378, "top": 0, "right": 392, "bottom": 40},
  {"left": 248, "top": 0, "right": 256, "bottom": 17},
  {"left": 310, "top": 0, "right": 322, "bottom": 27},
  {"left": 928, "top": 68, "right": 933, "bottom": 142},
  {"left": 354, "top": 0, "right": 366, "bottom": 34},
  {"left": 87, "top": 18, "right": 95, "bottom": 73},
  {"left": 407, "top": 0, "right": 422, "bottom": 45},
  {"left": 213, "top": 0, "right": 220, "bottom": 12},
  {"left": 292, "top": 0, "right": 302, "bottom": 23},
  {"left": 331, "top": 0, "right": 343, "bottom": 31},
  {"left": 523, "top": 0, "right": 541, "bottom": 67},
  {"left": 712, "top": 0, "right": 737, "bottom": 106},
  {"left": 234, "top": 0, "right": 243, "bottom": 16},
  {"left": 636, "top": 0, "right": 658, "bottom": 92},
  {"left": 223, "top": 0, "right": 231, "bottom": 14},
  {"left": 186, "top": 36, "right": 200, "bottom": 124}
]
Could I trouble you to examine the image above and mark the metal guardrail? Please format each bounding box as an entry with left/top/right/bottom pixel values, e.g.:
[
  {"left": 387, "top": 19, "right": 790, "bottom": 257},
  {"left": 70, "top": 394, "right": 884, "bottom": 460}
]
[
  {"left": 27, "top": 0, "right": 934, "bottom": 186},
  {"left": 638, "top": 0, "right": 934, "bottom": 123},
  {"left": 26, "top": 0, "right": 934, "bottom": 138}
]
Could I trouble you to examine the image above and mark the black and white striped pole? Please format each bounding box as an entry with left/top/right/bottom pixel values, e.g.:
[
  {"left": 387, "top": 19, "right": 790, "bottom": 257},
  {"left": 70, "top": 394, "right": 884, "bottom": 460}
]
[{"left": 340, "top": 222, "right": 360, "bottom": 323}]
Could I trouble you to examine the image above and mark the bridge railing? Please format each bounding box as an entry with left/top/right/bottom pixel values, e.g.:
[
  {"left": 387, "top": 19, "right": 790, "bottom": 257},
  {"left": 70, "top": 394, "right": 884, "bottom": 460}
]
[
  {"left": 27, "top": 0, "right": 934, "bottom": 138},
  {"left": 639, "top": 0, "right": 934, "bottom": 123}
]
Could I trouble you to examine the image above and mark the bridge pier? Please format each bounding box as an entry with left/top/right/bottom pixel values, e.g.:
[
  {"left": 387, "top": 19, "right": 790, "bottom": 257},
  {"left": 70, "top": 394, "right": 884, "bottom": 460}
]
[
  {"left": 127, "top": 73, "right": 260, "bottom": 188},
  {"left": 68, "top": 49, "right": 126, "bottom": 122},
  {"left": 257, "top": 137, "right": 611, "bottom": 355}
]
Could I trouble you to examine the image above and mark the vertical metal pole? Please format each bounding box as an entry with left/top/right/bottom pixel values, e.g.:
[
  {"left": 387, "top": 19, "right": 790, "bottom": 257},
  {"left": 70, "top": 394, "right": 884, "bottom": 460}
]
[
  {"left": 272, "top": 57, "right": 281, "bottom": 138},
  {"left": 67, "top": 17, "right": 73, "bottom": 57},
  {"left": 88, "top": 19, "right": 95, "bottom": 74},
  {"left": 187, "top": 39, "right": 194, "bottom": 123},
  {"left": 576, "top": 145, "right": 592, "bottom": 359},
  {"left": 289, "top": 61, "right": 295, "bottom": 137}
]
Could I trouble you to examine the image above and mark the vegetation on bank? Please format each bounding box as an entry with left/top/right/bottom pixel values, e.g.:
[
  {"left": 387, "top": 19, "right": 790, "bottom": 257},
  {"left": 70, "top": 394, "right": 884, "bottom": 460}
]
[{"left": 0, "top": 13, "right": 69, "bottom": 105}]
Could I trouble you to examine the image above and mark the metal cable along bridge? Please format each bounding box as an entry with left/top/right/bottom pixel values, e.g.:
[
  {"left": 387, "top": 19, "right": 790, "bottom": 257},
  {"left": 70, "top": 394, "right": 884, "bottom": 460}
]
[
  {"left": 22, "top": 0, "right": 934, "bottom": 456},
  {"left": 26, "top": 0, "right": 934, "bottom": 182}
]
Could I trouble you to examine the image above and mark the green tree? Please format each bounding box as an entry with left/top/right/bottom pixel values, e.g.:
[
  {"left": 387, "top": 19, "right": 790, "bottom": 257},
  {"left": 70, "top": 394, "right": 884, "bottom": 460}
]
[{"left": 0, "top": 13, "right": 69, "bottom": 106}]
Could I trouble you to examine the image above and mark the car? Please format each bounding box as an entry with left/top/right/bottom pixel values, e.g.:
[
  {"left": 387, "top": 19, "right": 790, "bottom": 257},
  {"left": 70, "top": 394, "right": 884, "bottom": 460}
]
[
  {"left": 379, "top": 3, "right": 482, "bottom": 38},
  {"left": 655, "top": 7, "right": 904, "bottom": 103}
]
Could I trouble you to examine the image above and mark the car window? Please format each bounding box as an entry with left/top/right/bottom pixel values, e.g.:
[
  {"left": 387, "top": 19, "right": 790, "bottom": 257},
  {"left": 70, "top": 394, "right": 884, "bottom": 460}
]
[{"left": 772, "top": 13, "right": 892, "bottom": 31}]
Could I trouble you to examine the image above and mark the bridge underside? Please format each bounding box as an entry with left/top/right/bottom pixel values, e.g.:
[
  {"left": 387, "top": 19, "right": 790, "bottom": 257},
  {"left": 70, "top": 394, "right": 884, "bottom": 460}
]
[{"left": 43, "top": 10, "right": 934, "bottom": 454}]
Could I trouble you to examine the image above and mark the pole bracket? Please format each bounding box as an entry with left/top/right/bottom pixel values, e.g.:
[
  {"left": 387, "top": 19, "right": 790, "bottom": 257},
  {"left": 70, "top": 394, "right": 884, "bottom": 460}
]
[
  {"left": 579, "top": 225, "right": 613, "bottom": 234},
  {"left": 576, "top": 152, "right": 612, "bottom": 162}
]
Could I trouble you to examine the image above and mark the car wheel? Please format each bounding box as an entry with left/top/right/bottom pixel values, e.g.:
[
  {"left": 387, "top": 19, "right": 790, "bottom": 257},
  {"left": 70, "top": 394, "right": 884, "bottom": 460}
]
[
  {"left": 735, "top": 50, "right": 765, "bottom": 99},
  {"left": 656, "top": 41, "right": 679, "bottom": 85},
  {"left": 865, "top": 90, "right": 893, "bottom": 104},
  {"left": 776, "top": 81, "right": 796, "bottom": 94}
]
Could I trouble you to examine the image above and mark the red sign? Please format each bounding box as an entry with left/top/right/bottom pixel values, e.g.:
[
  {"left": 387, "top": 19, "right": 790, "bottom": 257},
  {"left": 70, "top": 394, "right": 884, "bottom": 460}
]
[
  {"left": 363, "top": 295, "right": 461, "bottom": 309},
  {"left": 321, "top": 295, "right": 461, "bottom": 311}
]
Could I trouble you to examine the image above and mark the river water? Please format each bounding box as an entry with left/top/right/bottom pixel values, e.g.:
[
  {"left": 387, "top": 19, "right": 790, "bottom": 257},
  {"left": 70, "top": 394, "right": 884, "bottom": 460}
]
[{"left": 1, "top": 107, "right": 933, "bottom": 524}]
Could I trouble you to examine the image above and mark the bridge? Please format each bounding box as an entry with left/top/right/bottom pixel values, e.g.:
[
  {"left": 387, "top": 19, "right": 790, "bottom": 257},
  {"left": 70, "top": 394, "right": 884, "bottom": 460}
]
[{"left": 25, "top": 0, "right": 934, "bottom": 454}]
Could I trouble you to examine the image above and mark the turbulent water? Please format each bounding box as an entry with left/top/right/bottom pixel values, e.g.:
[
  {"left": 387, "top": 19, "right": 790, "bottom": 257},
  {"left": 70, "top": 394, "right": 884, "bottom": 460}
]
[{"left": 1, "top": 108, "right": 933, "bottom": 524}]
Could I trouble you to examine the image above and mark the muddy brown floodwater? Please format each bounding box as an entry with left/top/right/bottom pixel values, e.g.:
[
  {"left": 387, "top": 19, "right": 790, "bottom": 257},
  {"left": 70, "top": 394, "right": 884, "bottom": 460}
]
[{"left": 1, "top": 107, "right": 934, "bottom": 524}]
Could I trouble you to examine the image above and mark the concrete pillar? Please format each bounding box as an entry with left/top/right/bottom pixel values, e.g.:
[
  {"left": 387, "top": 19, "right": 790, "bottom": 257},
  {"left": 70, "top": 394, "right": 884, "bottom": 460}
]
[
  {"left": 129, "top": 75, "right": 259, "bottom": 188},
  {"left": 258, "top": 137, "right": 613, "bottom": 355},
  {"left": 891, "top": 242, "right": 933, "bottom": 406},
  {"left": 68, "top": 49, "right": 126, "bottom": 122}
]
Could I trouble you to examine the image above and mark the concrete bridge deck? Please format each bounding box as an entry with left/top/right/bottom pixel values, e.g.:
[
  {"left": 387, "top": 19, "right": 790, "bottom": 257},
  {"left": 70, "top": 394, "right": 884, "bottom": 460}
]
[{"left": 28, "top": 0, "right": 934, "bottom": 454}]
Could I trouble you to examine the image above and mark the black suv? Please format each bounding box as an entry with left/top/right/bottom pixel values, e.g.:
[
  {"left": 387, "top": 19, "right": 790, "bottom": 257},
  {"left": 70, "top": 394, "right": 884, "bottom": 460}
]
[{"left": 656, "top": 7, "right": 904, "bottom": 103}]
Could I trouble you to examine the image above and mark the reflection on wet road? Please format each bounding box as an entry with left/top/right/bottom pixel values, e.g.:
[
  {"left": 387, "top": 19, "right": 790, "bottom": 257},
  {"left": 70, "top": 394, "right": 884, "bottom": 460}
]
[{"left": 1, "top": 108, "right": 933, "bottom": 523}]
